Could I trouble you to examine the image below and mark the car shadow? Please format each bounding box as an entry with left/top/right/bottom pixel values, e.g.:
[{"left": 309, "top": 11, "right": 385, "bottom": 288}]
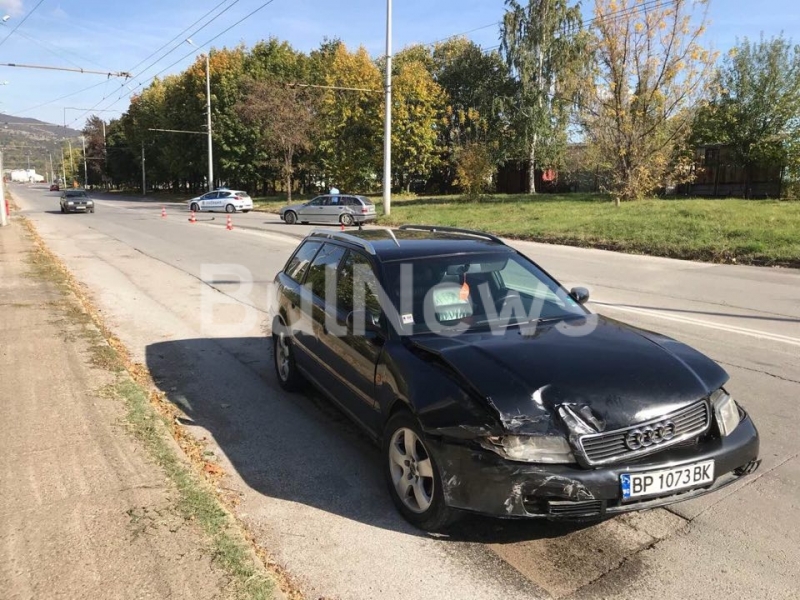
[{"left": 145, "top": 336, "right": 598, "bottom": 542}]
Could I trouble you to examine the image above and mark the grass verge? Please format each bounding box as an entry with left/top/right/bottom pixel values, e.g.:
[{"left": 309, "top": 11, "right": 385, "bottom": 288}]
[
  {"left": 254, "top": 192, "right": 800, "bottom": 267},
  {"left": 21, "top": 216, "right": 287, "bottom": 600}
]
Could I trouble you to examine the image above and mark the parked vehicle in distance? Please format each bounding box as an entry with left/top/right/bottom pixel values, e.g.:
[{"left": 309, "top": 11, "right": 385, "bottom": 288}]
[
  {"left": 188, "top": 189, "right": 253, "bottom": 213},
  {"left": 279, "top": 194, "right": 377, "bottom": 226},
  {"left": 60, "top": 189, "right": 94, "bottom": 214},
  {"left": 49, "top": 183, "right": 60, "bottom": 192},
  {"left": 271, "top": 226, "right": 761, "bottom": 531}
]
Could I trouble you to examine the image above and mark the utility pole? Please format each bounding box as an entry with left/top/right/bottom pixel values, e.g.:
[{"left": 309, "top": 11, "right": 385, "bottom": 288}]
[
  {"left": 0, "top": 150, "right": 6, "bottom": 227},
  {"left": 204, "top": 52, "right": 213, "bottom": 191},
  {"left": 382, "top": 0, "right": 392, "bottom": 216},
  {"left": 81, "top": 135, "right": 88, "bottom": 188},
  {"left": 49, "top": 152, "right": 54, "bottom": 183},
  {"left": 60, "top": 148, "right": 66, "bottom": 183},
  {"left": 186, "top": 39, "right": 214, "bottom": 192},
  {"left": 67, "top": 140, "right": 74, "bottom": 178},
  {"left": 141, "top": 140, "right": 146, "bottom": 196}
]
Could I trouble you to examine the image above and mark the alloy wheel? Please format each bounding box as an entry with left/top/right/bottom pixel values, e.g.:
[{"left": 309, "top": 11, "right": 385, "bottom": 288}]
[{"left": 388, "top": 427, "right": 434, "bottom": 513}]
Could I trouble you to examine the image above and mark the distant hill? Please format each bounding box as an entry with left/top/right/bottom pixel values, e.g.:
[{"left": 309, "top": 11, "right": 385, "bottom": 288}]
[{"left": 0, "top": 113, "right": 83, "bottom": 173}]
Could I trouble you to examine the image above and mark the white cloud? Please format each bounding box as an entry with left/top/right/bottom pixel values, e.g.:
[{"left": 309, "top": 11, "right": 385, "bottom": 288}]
[{"left": 0, "top": 0, "right": 24, "bottom": 18}]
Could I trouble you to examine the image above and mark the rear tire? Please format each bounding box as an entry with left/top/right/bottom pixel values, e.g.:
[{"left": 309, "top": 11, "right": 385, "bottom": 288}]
[
  {"left": 284, "top": 211, "right": 297, "bottom": 225},
  {"left": 340, "top": 213, "right": 355, "bottom": 227},
  {"left": 382, "top": 410, "right": 458, "bottom": 532},
  {"left": 272, "top": 319, "right": 304, "bottom": 392}
]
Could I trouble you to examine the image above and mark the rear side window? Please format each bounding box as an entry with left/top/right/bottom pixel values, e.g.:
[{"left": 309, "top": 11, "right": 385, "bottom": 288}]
[
  {"left": 284, "top": 241, "right": 322, "bottom": 282},
  {"left": 305, "top": 243, "right": 347, "bottom": 299}
]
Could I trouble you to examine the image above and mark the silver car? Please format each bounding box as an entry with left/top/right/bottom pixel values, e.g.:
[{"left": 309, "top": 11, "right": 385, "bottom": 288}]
[{"left": 279, "top": 194, "right": 377, "bottom": 226}]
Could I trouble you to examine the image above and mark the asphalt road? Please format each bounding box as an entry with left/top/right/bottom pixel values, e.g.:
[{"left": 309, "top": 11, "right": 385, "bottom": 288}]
[{"left": 12, "top": 184, "right": 800, "bottom": 600}]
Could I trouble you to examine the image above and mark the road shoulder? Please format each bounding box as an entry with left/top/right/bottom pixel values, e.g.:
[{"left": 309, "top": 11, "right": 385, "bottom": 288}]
[{"left": 0, "top": 217, "right": 282, "bottom": 600}]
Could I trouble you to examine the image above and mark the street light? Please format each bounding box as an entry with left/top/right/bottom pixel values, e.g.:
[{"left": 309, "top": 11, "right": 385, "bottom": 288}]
[{"left": 186, "top": 38, "right": 214, "bottom": 192}]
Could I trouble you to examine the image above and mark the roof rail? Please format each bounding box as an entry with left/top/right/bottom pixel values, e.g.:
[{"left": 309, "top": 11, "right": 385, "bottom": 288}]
[
  {"left": 309, "top": 229, "right": 377, "bottom": 254},
  {"left": 398, "top": 224, "right": 504, "bottom": 245}
]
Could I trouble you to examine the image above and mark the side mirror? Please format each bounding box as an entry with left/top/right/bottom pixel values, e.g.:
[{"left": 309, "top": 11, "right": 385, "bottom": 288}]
[
  {"left": 569, "top": 286, "right": 590, "bottom": 305},
  {"left": 346, "top": 310, "right": 382, "bottom": 335}
]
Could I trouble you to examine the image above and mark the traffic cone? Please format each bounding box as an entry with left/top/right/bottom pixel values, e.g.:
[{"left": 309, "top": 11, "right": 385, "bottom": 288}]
[
  {"left": 161, "top": 206, "right": 166, "bottom": 218},
  {"left": 226, "top": 214, "right": 233, "bottom": 231},
  {"left": 189, "top": 210, "right": 196, "bottom": 224},
  {"left": 340, "top": 221, "right": 345, "bottom": 231}
]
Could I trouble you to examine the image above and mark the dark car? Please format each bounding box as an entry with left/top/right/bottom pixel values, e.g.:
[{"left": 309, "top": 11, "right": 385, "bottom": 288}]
[
  {"left": 270, "top": 226, "right": 760, "bottom": 530},
  {"left": 60, "top": 189, "right": 94, "bottom": 214},
  {"left": 50, "top": 183, "right": 60, "bottom": 192}
]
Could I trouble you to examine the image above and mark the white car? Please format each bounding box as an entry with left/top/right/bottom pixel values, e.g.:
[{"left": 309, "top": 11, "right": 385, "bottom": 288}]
[{"left": 188, "top": 189, "right": 253, "bottom": 213}]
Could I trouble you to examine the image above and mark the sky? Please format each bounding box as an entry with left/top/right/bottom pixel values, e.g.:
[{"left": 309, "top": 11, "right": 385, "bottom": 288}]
[{"left": 0, "top": 0, "right": 797, "bottom": 129}]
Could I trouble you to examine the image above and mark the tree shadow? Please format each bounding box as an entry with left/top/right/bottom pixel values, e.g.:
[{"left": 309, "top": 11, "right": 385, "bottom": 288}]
[{"left": 145, "top": 335, "right": 601, "bottom": 542}]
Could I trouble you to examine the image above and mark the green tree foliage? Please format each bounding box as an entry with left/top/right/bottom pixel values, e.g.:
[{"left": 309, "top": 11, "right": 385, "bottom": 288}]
[
  {"left": 585, "top": 0, "right": 715, "bottom": 204},
  {"left": 236, "top": 79, "right": 318, "bottom": 202},
  {"left": 317, "top": 44, "right": 383, "bottom": 191},
  {"left": 501, "top": 0, "right": 589, "bottom": 193},
  {"left": 82, "top": 115, "right": 106, "bottom": 186},
  {"left": 691, "top": 36, "right": 800, "bottom": 197},
  {"left": 388, "top": 57, "right": 445, "bottom": 192}
]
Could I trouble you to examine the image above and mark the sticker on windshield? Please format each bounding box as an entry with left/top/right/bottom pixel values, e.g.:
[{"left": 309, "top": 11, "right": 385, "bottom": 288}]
[{"left": 402, "top": 313, "right": 414, "bottom": 325}]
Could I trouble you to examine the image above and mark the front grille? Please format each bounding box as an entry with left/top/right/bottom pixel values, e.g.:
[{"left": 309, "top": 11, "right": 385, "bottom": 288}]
[{"left": 578, "top": 400, "right": 710, "bottom": 466}]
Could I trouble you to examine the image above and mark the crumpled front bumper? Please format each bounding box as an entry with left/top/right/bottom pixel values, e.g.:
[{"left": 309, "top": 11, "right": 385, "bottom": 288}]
[{"left": 429, "top": 412, "right": 760, "bottom": 519}]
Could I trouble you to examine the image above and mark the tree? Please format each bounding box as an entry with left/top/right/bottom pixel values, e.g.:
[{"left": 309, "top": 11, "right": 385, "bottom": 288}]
[
  {"left": 454, "top": 142, "right": 495, "bottom": 198},
  {"left": 585, "top": 0, "right": 715, "bottom": 204},
  {"left": 691, "top": 35, "right": 800, "bottom": 197},
  {"left": 501, "top": 0, "right": 589, "bottom": 193},
  {"left": 236, "top": 79, "right": 318, "bottom": 202},
  {"left": 317, "top": 44, "right": 383, "bottom": 191},
  {"left": 82, "top": 115, "right": 106, "bottom": 187},
  {"left": 388, "top": 58, "right": 445, "bottom": 192}
]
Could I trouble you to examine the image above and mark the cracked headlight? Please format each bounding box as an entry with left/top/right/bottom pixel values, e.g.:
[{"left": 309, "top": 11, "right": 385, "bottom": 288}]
[
  {"left": 711, "top": 389, "right": 740, "bottom": 437},
  {"left": 483, "top": 435, "right": 576, "bottom": 464}
]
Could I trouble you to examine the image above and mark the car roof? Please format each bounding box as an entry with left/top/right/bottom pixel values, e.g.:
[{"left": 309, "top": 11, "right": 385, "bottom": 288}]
[{"left": 308, "top": 227, "right": 512, "bottom": 262}]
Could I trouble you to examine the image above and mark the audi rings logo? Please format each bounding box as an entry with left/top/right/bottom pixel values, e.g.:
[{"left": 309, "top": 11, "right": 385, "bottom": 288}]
[{"left": 624, "top": 421, "right": 676, "bottom": 450}]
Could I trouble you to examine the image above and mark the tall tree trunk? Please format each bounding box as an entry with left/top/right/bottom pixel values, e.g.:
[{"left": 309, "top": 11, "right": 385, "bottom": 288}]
[
  {"left": 285, "top": 149, "right": 293, "bottom": 202},
  {"left": 529, "top": 135, "right": 537, "bottom": 194}
]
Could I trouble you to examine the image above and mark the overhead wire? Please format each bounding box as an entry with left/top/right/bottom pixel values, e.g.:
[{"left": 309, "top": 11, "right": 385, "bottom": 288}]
[
  {"left": 0, "top": 0, "right": 47, "bottom": 49},
  {"left": 66, "top": 0, "right": 278, "bottom": 129}
]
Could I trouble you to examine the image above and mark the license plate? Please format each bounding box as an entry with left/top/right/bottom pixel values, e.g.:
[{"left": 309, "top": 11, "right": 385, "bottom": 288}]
[{"left": 621, "top": 460, "right": 714, "bottom": 500}]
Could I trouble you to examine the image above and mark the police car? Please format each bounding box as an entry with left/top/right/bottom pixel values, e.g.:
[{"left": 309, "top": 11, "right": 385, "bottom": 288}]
[{"left": 188, "top": 189, "right": 254, "bottom": 213}]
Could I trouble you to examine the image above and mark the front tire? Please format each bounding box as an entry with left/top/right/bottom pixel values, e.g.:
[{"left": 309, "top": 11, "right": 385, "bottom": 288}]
[
  {"left": 225, "top": 204, "right": 235, "bottom": 213},
  {"left": 284, "top": 211, "right": 297, "bottom": 225},
  {"left": 272, "top": 320, "right": 303, "bottom": 392},
  {"left": 383, "top": 411, "right": 457, "bottom": 531},
  {"left": 190, "top": 202, "right": 200, "bottom": 212}
]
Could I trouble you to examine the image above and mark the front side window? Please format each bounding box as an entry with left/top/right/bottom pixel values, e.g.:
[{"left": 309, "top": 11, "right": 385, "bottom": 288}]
[
  {"left": 307, "top": 196, "right": 326, "bottom": 207},
  {"left": 337, "top": 251, "right": 382, "bottom": 316},
  {"left": 284, "top": 241, "right": 322, "bottom": 283},
  {"left": 305, "top": 243, "right": 347, "bottom": 300}
]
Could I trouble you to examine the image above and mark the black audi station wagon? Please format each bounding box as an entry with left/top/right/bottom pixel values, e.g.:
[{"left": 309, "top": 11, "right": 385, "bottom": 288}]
[{"left": 271, "top": 226, "right": 761, "bottom": 530}]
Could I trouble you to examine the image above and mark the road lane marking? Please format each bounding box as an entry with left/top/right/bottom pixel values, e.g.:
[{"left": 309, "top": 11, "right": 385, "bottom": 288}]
[{"left": 593, "top": 302, "right": 800, "bottom": 347}]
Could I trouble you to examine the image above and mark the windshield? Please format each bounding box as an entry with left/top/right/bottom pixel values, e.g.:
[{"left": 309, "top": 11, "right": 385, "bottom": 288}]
[{"left": 380, "top": 252, "right": 587, "bottom": 334}]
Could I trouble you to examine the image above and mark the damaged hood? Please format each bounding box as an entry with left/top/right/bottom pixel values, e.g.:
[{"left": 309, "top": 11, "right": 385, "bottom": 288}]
[{"left": 407, "top": 315, "right": 728, "bottom": 435}]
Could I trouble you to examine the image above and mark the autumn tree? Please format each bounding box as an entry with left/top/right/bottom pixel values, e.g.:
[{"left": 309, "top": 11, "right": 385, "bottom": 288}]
[
  {"left": 236, "top": 79, "right": 318, "bottom": 202},
  {"left": 585, "top": 0, "right": 715, "bottom": 204},
  {"left": 317, "top": 44, "right": 383, "bottom": 191},
  {"left": 691, "top": 35, "right": 800, "bottom": 197},
  {"left": 501, "top": 0, "right": 589, "bottom": 193},
  {"left": 389, "top": 58, "right": 445, "bottom": 192},
  {"left": 454, "top": 142, "right": 495, "bottom": 198},
  {"left": 82, "top": 115, "right": 107, "bottom": 187}
]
